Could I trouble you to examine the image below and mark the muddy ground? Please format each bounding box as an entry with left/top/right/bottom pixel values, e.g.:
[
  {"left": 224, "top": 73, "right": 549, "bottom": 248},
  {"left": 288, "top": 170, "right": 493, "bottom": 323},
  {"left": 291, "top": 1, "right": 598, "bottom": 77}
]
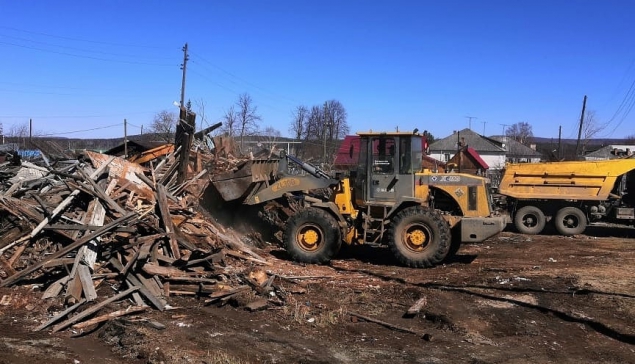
[{"left": 1, "top": 224, "right": 634, "bottom": 364}]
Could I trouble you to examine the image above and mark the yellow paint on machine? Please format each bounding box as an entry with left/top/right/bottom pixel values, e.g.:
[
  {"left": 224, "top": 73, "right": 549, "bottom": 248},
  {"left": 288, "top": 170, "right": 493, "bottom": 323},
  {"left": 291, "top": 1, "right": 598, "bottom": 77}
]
[{"left": 499, "top": 159, "right": 635, "bottom": 201}]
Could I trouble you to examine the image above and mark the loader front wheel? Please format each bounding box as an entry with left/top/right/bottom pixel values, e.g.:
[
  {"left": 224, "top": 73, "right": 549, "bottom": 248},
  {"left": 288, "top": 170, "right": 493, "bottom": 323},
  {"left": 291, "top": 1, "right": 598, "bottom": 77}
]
[
  {"left": 387, "top": 206, "right": 451, "bottom": 268},
  {"left": 284, "top": 207, "right": 341, "bottom": 264},
  {"left": 554, "top": 207, "right": 587, "bottom": 236},
  {"left": 514, "top": 205, "right": 546, "bottom": 235}
]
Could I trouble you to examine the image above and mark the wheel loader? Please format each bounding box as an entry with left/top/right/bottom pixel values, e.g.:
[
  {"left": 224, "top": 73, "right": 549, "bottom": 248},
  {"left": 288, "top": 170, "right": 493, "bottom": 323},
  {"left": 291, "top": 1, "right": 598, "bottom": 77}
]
[{"left": 210, "top": 131, "right": 506, "bottom": 267}]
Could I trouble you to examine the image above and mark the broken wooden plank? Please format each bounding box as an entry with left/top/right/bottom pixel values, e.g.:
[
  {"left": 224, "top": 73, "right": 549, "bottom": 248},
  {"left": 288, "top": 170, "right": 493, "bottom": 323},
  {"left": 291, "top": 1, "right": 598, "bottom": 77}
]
[
  {"left": 109, "top": 257, "right": 165, "bottom": 311},
  {"left": 348, "top": 311, "right": 425, "bottom": 337},
  {"left": 0, "top": 212, "right": 137, "bottom": 287},
  {"left": 225, "top": 250, "right": 271, "bottom": 266},
  {"left": 77, "top": 265, "right": 98, "bottom": 302},
  {"left": 72, "top": 305, "right": 148, "bottom": 330},
  {"left": 0, "top": 257, "right": 17, "bottom": 277},
  {"left": 206, "top": 285, "right": 250, "bottom": 302},
  {"left": 183, "top": 251, "right": 225, "bottom": 267},
  {"left": 51, "top": 286, "right": 139, "bottom": 332},
  {"left": 29, "top": 156, "right": 115, "bottom": 238},
  {"left": 77, "top": 168, "right": 127, "bottom": 215},
  {"left": 405, "top": 296, "right": 427, "bottom": 317},
  {"left": 164, "top": 276, "right": 219, "bottom": 284},
  {"left": 42, "top": 276, "right": 71, "bottom": 299},
  {"left": 142, "top": 262, "right": 188, "bottom": 278},
  {"left": 156, "top": 184, "right": 180, "bottom": 259},
  {"left": 34, "top": 298, "right": 86, "bottom": 331},
  {"left": 42, "top": 258, "right": 75, "bottom": 269}
]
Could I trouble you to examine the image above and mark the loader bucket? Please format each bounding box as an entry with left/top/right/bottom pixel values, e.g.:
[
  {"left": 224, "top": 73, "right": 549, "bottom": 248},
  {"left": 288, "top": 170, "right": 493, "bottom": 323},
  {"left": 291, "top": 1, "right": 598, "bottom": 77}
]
[{"left": 210, "top": 159, "right": 280, "bottom": 202}]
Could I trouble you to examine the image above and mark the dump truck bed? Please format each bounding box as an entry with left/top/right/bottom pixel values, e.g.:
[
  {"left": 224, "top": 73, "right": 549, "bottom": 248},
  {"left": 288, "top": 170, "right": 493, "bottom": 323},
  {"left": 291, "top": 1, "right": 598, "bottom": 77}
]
[{"left": 499, "top": 158, "right": 635, "bottom": 200}]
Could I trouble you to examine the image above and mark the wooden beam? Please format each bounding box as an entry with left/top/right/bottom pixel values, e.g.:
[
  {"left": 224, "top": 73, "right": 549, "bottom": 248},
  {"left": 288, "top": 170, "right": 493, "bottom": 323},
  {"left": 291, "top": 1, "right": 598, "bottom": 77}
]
[
  {"left": 109, "top": 257, "right": 165, "bottom": 311},
  {"left": 51, "top": 287, "right": 139, "bottom": 332},
  {"left": 29, "top": 156, "right": 115, "bottom": 238},
  {"left": 34, "top": 299, "right": 86, "bottom": 331},
  {"left": 72, "top": 305, "right": 148, "bottom": 330},
  {"left": 0, "top": 212, "right": 137, "bottom": 287},
  {"left": 156, "top": 184, "right": 180, "bottom": 259}
]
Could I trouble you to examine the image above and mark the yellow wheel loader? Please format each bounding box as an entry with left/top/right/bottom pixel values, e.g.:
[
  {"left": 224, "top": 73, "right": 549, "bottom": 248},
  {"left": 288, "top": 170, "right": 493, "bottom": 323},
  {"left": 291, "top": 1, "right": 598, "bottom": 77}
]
[{"left": 210, "top": 132, "right": 506, "bottom": 267}]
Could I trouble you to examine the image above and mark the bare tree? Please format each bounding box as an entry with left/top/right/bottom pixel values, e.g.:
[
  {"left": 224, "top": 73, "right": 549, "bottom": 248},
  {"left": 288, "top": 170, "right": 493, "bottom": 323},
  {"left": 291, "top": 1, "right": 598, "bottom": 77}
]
[
  {"left": 150, "top": 110, "right": 177, "bottom": 143},
  {"left": 290, "top": 105, "right": 307, "bottom": 140},
  {"left": 222, "top": 106, "right": 238, "bottom": 137},
  {"left": 263, "top": 126, "right": 281, "bottom": 138},
  {"left": 236, "top": 93, "right": 261, "bottom": 154},
  {"left": 324, "top": 99, "right": 349, "bottom": 140},
  {"left": 581, "top": 110, "right": 608, "bottom": 154},
  {"left": 194, "top": 98, "right": 210, "bottom": 131},
  {"left": 294, "top": 100, "right": 349, "bottom": 163},
  {"left": 505, "top": 122, "right": 533, "bottom": 146}
]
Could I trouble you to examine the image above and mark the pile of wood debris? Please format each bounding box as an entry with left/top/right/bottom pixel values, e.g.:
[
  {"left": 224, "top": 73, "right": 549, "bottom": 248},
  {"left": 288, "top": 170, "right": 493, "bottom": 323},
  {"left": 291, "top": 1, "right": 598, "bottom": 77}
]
[{"left": 0, "top": 130, "right": 280, "bottom": 333}]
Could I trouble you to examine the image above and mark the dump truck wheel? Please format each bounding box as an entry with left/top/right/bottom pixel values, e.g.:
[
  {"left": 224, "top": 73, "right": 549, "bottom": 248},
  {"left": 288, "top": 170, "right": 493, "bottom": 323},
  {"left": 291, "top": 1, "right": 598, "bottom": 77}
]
[
  {"left": 387, "top": 206, "right": 451, "bottom": 268},
  {"left": 284, "top": 207, "right": 341, "bottom": 264},
  {"left": 554, "top": 207, "right": 587, "bottom": 235},
  {"left": 514, "top": 205, "right": 546, "bottom": 235}
]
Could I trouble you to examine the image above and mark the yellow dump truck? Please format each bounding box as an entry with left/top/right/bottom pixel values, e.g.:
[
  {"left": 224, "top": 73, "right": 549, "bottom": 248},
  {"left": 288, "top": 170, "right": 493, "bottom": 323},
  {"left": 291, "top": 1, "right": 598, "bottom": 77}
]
[{"left": 498, "top": 158, "right": 635, "bottom": 235}]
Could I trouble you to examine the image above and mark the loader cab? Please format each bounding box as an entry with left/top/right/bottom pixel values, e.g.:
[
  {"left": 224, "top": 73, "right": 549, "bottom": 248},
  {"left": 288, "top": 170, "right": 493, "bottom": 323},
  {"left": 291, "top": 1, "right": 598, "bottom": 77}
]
[{"left": 354, "top": 132, "right": 423, "bottom": 205}]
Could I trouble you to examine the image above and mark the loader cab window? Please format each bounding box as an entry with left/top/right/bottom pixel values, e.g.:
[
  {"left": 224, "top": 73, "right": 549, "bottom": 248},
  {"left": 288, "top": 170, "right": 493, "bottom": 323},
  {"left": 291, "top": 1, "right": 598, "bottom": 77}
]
[
  {"left": 372, "top": 137, "right": 395, "bottom": 174},
  {"left": 399, "top": 136, "right": 422, "bottom": 174}
]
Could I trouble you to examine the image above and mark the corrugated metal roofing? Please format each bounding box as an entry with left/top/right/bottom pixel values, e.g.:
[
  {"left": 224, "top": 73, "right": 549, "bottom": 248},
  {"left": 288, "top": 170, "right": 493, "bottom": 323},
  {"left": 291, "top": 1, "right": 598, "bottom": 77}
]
[
  {"left": 487, "top": 136, "right": 542, "bottom": 157},
  {"left": 465, "top": 147, "right": 489, "bottom": 169},
  {"left": 429, "top": 128, "right": 505, "bottom": 153}
]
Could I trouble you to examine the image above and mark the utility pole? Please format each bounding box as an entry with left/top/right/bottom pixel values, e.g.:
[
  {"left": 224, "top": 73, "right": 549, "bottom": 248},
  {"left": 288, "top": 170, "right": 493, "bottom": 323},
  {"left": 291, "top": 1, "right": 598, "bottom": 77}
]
[
  {"left": 322, "top": 102, "right": 329, "bottom": 166},
  {"left": 29, "top": 119, "right": 32, "bottom": 141},
  {"left": 124, "top": 119, "right": 128, "bottom": 158},
  {"left": 558, "top": 125, "right": 562, "bottom": 160},
  {"left": 140, "top": 125, "right": 143, "bottom": 136},
  {"left": 180, "top": 43, "right": 189, "bottom": 107},
  {"left": 481, "top": 120, "right": 487, "bottom": 135},
  {"left": 575, "top": 95, "right": 587, "bottom": 159},
  {"left": 465, "top": 115, "right": 477, "bottom": 130}
]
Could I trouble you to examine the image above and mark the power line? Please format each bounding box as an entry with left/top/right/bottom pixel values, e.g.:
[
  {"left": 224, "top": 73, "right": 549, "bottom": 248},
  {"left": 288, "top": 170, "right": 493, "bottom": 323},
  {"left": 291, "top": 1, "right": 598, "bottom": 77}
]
[
  {"left": 0, "top": 41, "right": 174, "bottom": 66},
  {"left": 0, "top": 25, "right": 171, "bottom": 49},
  {"left": 0, "top": 111, "right": 156, "bottom": 119},
  {"left": 38, "top": 123, "right": 122, "bottom": 136},
  {"left": 189, "top": 66, "right": 293, "bottom": 114},
  {"left": 603, "top": 77, "right": 635, "bottom": 136},
  {"left": 190, "top": 52, "right": 302, "bottom": 105},
  {"left": 0, "top": 33, "right": 175, "bottom": 61}
]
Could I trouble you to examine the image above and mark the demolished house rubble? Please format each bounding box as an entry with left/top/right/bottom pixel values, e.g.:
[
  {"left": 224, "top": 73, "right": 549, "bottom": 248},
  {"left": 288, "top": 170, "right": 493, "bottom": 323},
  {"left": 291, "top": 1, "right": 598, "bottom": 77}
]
[{"left": 0, "top": 119, "right": 294, "bottom": 333}]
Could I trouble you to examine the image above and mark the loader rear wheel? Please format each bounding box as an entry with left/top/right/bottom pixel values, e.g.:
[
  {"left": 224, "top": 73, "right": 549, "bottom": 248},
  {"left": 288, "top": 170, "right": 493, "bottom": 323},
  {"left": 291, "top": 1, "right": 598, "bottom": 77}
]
[
  {"left": 387, "top": 206, "right": 451, "bottom": 268},
  {"left": 554, "top": 207, "right": 587, "bottom": 236},
  {"left": 514, "top": 205, "right": 546, "bottom": 235},
  {"left": 284, "top": 207, "right": 341, "bottom": 264}
]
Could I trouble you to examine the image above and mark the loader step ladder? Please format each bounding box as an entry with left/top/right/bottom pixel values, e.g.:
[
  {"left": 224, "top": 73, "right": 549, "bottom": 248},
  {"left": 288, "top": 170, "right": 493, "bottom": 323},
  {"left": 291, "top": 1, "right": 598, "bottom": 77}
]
[{"left": 362, "top": 205, "right": 389, "bottom": 243}]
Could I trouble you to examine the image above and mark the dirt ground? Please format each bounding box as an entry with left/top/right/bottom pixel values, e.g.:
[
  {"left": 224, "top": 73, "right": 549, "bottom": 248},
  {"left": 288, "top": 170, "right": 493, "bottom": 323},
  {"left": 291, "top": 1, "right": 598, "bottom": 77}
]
[{"left": 1, "top": 224, "right": 635, "bottom": 364}]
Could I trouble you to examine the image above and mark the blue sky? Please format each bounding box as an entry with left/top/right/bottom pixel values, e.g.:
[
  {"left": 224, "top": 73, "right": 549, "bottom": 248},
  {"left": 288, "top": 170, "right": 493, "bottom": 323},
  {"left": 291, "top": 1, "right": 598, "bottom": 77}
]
[{"left": 1, "top": 0, "right": 635, "bottom": 140}]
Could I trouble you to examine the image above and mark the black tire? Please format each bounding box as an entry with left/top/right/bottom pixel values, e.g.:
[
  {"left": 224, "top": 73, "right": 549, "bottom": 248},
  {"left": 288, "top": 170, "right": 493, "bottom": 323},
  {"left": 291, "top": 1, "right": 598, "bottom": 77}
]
[
  {"left": 554, "top": 207, "right": 587, "bottom": 236},
  {"left": 514, "top": 205, "right": 546, "bottom": 235},
  {"left": 283, "top": 207, "right": 341, "bottom": 264},
  {"left": 386, "top": 206, "right": 451, "bottom": 268}
]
